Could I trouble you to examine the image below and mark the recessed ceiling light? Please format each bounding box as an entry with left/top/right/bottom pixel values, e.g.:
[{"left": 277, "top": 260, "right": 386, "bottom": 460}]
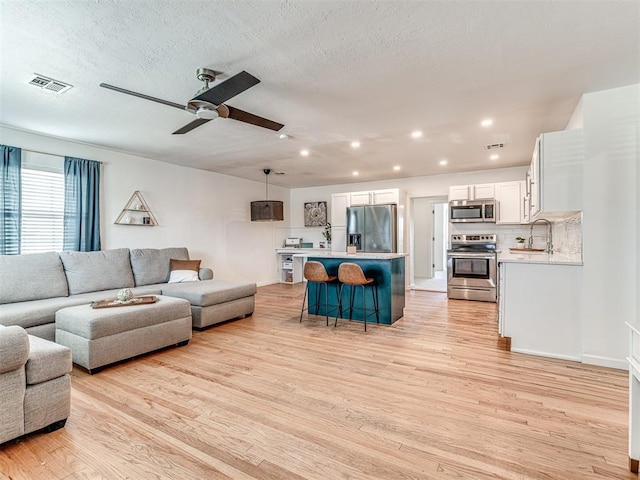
[
  {"left": 481, "top": 119, "right": 493, "bottom": 127},
  {"left": 393, "top": 165, "right": 401, "bottom": 171},
  {"left": 352, "top": 171, "right": 359, "bottom": 176},
  {"left": 490, "top": 154, "right": 499, "bottom": 160},
  {"left": 411, "top": 130, "right": 423, "bottom": 139},
  {"left": 350, "top": 141, "right": 360, "bottom": 148},
  {"left": 300, "top": 149, "right": 309, "bottom": 156},
  {"left": 439, "top": 159, "right": 448, "bottom": 166},
  {"left": 279, "top": 134, "right": 289, "bottom": 140}
]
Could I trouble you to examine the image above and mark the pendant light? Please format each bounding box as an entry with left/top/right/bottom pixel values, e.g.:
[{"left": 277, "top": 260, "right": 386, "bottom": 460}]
[{"left": 251, "top": 168, "right": 284, "bottom": 222}]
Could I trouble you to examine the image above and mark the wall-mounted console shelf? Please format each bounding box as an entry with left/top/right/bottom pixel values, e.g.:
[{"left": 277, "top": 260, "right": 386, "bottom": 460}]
[{"left": 114, "top": 190, "right": 158, "bottom": 226}]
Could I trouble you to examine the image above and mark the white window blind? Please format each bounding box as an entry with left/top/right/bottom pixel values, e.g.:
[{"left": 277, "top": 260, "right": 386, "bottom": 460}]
[{"left": 21, "top": 165, "right": 65, "bottom": 254}]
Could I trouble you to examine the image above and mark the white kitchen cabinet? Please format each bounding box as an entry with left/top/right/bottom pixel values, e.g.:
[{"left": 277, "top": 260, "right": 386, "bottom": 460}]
[
  {"left": 448, "top": 183, "right": 495, "bottom": 201},
  {"left": 330, "top": 193, "right": 350, "bottom": 227},
  {"left": 349, "top": 191, "right": 371, "bottom": 205},
  {"left": 474, "top": 183, "right": 495, "bottom": 200},
  {"left": 350, "top": 189, "right": 399, "bottom": 206},
  {"left": 499, "top": 262, "right": 582, "bottom": 361},
  {"left": 331, "top": 226, "right": 346, "bottom": 252},
  {"left": 495, "top": 181, "right": 523, "bottom": 224},
  {"left": 523, "top": 169, "right": 532, "bottom": 224},
  {"left": 529, "top": 129, "right": 584, "bottom": 219},
  {"left": 372, "top": 189, "right": 399, "bottom": 205},
  {"left": 448, "top": 185, "right": 471, "bottom": 201}
]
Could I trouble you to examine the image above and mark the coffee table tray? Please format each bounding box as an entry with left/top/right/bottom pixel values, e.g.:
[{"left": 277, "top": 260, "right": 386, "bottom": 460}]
[{"left": 91, "top": 295, "right": 158, "bottom": 309}]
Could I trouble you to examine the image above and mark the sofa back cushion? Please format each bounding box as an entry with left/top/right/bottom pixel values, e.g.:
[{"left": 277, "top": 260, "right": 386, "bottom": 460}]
[
  {"left": 59, "top": 248, "right": 134, "bottom": 295},
  {"left": 0, "top": 252, "right": 69, "bottom": 304},
  {"left": 129, "top": 247, "right": 189, "bottom": 286}
]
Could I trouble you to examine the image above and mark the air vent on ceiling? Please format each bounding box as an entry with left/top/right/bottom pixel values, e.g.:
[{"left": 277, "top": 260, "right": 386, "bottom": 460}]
[
  {"left": 28, "top": 74, "right": 72, "bottom": 94},
  {"left": 485, "top": 143, "right": 505, "bottom": 150}
]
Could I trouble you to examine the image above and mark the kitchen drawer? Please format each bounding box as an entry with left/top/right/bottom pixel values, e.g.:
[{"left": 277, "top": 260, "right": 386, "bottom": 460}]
[{"left": 282, "top": 262, "right": 293, "bottom": 269}]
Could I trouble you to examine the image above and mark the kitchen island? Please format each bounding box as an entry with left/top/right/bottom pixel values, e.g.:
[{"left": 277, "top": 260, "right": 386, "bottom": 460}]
[{"left": 306, "top": 253, "right": 406, "bottom": 325}]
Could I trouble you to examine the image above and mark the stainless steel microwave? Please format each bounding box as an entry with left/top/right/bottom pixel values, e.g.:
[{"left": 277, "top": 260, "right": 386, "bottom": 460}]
[{"left": 449, "top": 200, "right": 496, "bottom": 223}]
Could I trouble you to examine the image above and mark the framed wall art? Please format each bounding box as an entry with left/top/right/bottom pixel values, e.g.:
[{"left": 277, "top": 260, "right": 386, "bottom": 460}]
[{"left": 304, "top": 201, "right": 327, "bottom": 227}]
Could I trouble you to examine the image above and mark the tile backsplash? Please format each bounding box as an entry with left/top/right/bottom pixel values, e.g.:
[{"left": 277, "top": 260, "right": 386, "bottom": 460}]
[{"left": 450, "top": 212, "right": 582, "bottom": 256}]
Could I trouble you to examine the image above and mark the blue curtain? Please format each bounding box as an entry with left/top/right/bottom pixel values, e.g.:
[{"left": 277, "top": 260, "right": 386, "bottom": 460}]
[
  {"left": 0, "top": 145, "right": 21, "bottom": 255},
  {"left": 63, "top": 157, "right": 101, "bottom": 251}
]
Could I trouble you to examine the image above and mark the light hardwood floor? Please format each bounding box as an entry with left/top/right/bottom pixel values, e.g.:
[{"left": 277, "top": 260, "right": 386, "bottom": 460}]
[{"left": 0, "top": 284, "right": 634, "bottom": 480}]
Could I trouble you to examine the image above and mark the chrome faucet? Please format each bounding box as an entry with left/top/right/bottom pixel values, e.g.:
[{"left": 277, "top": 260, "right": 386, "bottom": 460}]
[{"left": 528, "top": 218, "right": 554, "bottom": 254}]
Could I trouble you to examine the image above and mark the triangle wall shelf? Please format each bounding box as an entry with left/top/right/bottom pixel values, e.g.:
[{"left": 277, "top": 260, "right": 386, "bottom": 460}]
[{"left": 114, "top": 191, "right": 159, "bottom": 226}]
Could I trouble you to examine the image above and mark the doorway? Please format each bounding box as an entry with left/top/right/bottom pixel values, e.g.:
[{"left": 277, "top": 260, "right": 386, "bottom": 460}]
[{"left": 410, "top": 196, "right": 448, "bottom": 292}]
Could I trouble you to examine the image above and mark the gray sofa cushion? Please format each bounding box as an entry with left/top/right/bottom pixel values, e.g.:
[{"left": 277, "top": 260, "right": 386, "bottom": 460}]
[
  {"left": 130, "top": 247, "right": 190, "bottom": 286},
  {"left": 0, "top": 252, "right": 69, "bottom": 304},
  {"left": 60, "top": 248, "right": 134, "bottom": 295},
  {"left": 25, "top": 335, "right": 72, "bottom": 385},
  {"left": 161, "top": 280, "right": 257, "bottom": 307}
]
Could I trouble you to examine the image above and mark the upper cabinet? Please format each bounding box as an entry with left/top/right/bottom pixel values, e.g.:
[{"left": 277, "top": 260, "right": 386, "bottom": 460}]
[
  {"left": 495, "top": 181, "right": 525, "bottom": 224},
  {"left": 529, "top": 129, "right": 584, "bottom": 219},
  {"left": 330, "top": 193, "right": 350, "bottom": 227},
  {"left": 350, "top": 188, "right": 400, "bottom": 206},
  {"left": 448, "top": 183, "right": 495, "bottom": 201}
]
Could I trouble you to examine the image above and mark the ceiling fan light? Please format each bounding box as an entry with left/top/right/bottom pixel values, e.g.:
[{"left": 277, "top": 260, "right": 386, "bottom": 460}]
[{"left": 196, "top": 106, "right": 219, "bottom": 120}]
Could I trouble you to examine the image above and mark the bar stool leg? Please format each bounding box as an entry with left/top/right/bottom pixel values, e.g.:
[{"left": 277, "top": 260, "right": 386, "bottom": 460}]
[
  {"left": 323, "top": 281, "right": 329, "bottom": 326},
  {"left": 373, "top": 283, "right": 380, "bottom": 324},
  {"left": 335, "top": 284, "right": 344, "bottom": 327},
  {"left": 349, "top": 285, "right": 356, "bottom": 321},
  {"left": 299, "top": 281, "right": 309, "bottom": 322},
  {"left": 361, "top": 284, "right": 367, "bottom": 331}
]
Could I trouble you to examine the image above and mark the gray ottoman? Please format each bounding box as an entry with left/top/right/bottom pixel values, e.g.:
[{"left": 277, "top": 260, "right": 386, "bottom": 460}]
[
  {"left": 161, "top": 280, "right": 256, "bottom": 329},
  {"left": 55, "top": 295, "right": 192, "bottom": 373}
]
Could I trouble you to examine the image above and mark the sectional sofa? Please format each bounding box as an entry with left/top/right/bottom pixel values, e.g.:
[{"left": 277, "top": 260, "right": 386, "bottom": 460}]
[
  {"left": 0, "top": 247, "right": 257, "bottom": 341},
  {"left": 0, "top": 246, "right": 257, "bottom": 444}
]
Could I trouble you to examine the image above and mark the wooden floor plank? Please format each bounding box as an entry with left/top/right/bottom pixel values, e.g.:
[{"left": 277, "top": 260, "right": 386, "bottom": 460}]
[{"left": 0, "top": 284, "right": 634, "bottom": 479}]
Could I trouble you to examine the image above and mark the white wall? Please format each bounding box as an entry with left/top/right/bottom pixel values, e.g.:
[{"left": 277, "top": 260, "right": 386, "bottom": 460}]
[
  {"left": 434, "top": 202, "right": 447, "bottom": 271},
  {"left": 412, "top": 197, "right": 431, "bottom": 278},
  {"left": 581, "top": 84, "right": 639, "bottom": 368},
  {"left": 0, "top": 126, "right": 290, "bottom": 285}
]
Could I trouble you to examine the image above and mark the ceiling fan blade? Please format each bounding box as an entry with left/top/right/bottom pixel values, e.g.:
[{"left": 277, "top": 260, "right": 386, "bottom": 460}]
[
  {"left": 100, "top": 83, "right": 186, "bottom": 111},
  {"left": 226, "top": 106, "right": 284, "bottom": 131},
  {"left": 193, "top": 71, "right": 260, "bottom": 105},
  {"left": 172, "top": 118, "right": 211, "bottom": 135}
]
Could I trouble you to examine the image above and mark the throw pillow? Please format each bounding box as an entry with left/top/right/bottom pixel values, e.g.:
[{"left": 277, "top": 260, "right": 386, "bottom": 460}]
[{"left": 168, "top": 259, "right": 201, "bottom": 283}]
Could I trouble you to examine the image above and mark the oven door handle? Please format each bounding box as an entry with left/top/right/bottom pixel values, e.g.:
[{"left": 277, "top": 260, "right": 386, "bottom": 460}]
[{"left": 447, "top": 252, "right": 496, "bottom": 259}]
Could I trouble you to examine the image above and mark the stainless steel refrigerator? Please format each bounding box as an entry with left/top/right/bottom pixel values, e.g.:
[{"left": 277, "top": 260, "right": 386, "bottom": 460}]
[{"left": 346, "top": 204, "right": 397, "bottom": 253}]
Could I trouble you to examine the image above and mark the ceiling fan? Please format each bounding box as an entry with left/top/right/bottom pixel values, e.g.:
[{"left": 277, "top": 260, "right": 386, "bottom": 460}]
[{"left": 100, "top": 68, "right": 284, "bottom": 135}]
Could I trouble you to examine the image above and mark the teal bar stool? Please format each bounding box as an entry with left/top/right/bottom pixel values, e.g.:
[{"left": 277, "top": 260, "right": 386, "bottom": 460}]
[
  {"left": 300, "top": 261, "right": 341, "bottom": 325},
  {"left": 336, "top": 262, "right": 379, "bottom": 331}
]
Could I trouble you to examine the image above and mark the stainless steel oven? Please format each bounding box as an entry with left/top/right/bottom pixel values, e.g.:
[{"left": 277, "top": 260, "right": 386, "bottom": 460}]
[{"left": 447, "top": 234, "right": 497, "bottom": 302}]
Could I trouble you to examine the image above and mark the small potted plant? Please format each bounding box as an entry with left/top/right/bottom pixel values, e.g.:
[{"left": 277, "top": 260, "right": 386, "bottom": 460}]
[
  {"left": 322, "top": 222, "right": 332, "bottom": 248},
  {"left": 515, "top": 236, "right": 526, "bottom": 248}
]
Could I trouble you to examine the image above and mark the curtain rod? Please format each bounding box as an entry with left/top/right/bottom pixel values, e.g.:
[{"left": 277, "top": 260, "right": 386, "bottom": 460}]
[{"left": 22, "top": 148, "right": 104, "bottom": 164}]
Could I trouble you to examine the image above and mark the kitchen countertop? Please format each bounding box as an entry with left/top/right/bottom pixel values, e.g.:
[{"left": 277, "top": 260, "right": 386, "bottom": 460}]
[
  {"left": 307, "top": 252, "right": 407, "bottom": 260},
  {"left": 276, "top": 248, "right": 407, "bottom": 260},
  {"left": 497, "top": 250, "right": 583, "bottom": 266}
]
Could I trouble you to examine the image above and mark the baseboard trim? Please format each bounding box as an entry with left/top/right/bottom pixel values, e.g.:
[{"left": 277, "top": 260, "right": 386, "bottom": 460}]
[
  {"left": 257, "top": 280, "right": 281, "bottom": 287},
  {"left": 510, "top": 348, "right": 582, "bottom": 363},
  {"left": 582, "top": 354, "right": 628, "bottom": 371}
]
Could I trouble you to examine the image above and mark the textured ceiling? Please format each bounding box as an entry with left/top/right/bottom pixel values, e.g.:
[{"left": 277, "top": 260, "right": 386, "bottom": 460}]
[{"left": 1, "top": 1, "right": 638, "bottom": 188}]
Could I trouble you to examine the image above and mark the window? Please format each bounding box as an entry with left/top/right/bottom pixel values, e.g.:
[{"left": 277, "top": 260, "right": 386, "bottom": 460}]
[{"left": 20, "top": 152, "right": 64, "bottom": 253}]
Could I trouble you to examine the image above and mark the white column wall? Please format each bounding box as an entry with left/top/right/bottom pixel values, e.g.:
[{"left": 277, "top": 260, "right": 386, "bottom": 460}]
[
  {"left": 0, "top": 126, "right": 289, "bottom": 285},
  {"left": 581, "top": 84, "right": 639, "bottom": 368}
]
